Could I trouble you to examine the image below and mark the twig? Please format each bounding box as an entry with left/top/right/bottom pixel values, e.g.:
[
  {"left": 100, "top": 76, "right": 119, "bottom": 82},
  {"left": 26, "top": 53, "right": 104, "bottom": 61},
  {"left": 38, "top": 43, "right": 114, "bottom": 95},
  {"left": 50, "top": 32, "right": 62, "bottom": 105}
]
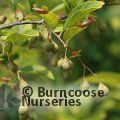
[
  {"left": 0, "top": 20, "right": 44, "bottom": 30},
  {"left": 77, "top": 57, "right": 96, "bottom": 75},
  {"left": 0, "top": 15, "right": 68, "bottom": 30},
  {"left": 51, "top": 30, "right": 66, "bottom": 47},
  {"left": 77, "top": 56, "right": 101, "bottom": 82}
]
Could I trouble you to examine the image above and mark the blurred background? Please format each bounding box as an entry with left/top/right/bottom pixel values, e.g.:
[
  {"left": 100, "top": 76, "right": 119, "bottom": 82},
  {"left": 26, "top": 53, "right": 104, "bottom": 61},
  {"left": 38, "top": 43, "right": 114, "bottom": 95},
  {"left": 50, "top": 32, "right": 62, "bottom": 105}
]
[{"left": 0, "top": 0, "right": 120, "bottom": 120}]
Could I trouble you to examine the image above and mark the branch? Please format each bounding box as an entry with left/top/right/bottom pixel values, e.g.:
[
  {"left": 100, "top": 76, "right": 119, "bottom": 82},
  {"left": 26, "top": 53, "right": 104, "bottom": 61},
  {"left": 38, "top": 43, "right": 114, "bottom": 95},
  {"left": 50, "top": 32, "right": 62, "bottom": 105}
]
[
  {"left": 0, "top": 20, "right": 44, "bottom": 30},
  {"left": 51, "top": 31, "right": 66, "bottom": 47},
  {"left": 0, "top": 15, "right": 68, "bottom": 30}
]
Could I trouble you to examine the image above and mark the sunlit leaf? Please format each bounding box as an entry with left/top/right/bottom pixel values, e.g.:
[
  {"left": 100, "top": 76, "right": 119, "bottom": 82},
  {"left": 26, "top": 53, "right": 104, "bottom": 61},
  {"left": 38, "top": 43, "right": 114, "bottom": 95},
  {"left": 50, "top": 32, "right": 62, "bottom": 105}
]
[
  {"left": 6, "top": 33, "right": 29, "bottom": 44},
  {"left": 63, "top": 26, "right": 85, "bottom": 41},
  {"left": 65, "top": 0, "right": 78, "bottom": 10},
  {"left": 23, "top": 29, "right": 39, "bottom": 36},
  {"left": 63, "top": 1, "right": 104, "bottom": 30},
  {"left": 41, "top": 12, "right": 59, "bottom": 29},
  {"left": 25, "top": 15, "right": 40, "bottom": 21},
  {"left": 6, "top": 30, "right": 39, "bottom": 44},
  {"left": 51, "top": 3, "right": 65, "bottom": 13}
]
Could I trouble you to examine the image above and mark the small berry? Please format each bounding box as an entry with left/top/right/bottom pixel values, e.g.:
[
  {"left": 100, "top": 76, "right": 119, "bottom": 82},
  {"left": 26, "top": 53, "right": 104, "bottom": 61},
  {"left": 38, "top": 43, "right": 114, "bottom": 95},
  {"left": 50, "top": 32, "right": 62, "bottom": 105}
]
[
  {"left": 98, "top": 82, "right": 109, "bottom": 95},
  {"left": 57, "top": 58, "right": 64, "bottom": 68},
  {"left": 80, "top": 79, "right": 89, "bottom": 91},
  {"left": 62, "top": 58, "right": 73, "bottom": 70}
]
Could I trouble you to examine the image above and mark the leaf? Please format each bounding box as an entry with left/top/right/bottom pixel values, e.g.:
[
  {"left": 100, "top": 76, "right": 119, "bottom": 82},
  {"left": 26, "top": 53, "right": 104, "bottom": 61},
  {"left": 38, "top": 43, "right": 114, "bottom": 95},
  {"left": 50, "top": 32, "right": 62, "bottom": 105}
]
[
  {"left": 62, "top": 0, "right": 71, "bottom": 13},
  {"left": 63, "top": 1, "right": 104, "bottom": 30},
  {"left": 65, "top": 0, "right": 78, "bottom": 10},
  {"left": 10, "top": 0, "right": 18, "bottom": 10},
  {"left": 51, "top": 4, "right": 65, "bottom": 13},
  {"left": 20, "top": 65, "right": 55, "bottom": 80},
  {"left": 40, "top": 12, "right": 59, "bottom": 29},
  {"left": 23, "top": 29, "right": 39, "bottom": 36},
  {"left": 25, "top": 15, "right": 40, "bottom": 21},
  {"left": 6, "top": 30, "right": 39, "bottom": 44},
  {"left": 63, "top": 26, "right": 85, "bottom": 41},
  {"left": 54, "top": 24, "right": 63, "bottom": 33},
  {"left": 6, "top": 33, "right": 29, "bottom": 44}
]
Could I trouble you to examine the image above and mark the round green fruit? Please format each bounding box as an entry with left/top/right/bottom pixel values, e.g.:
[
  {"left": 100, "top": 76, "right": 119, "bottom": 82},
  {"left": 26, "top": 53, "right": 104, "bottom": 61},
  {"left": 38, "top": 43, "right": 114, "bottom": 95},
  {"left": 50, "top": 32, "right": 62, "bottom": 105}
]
[
  {"left": 57, "top": 58, "right": 64, "bottom": 68},
  {"left": 62, "top": 58, "right": 73, "bottom": 70}
]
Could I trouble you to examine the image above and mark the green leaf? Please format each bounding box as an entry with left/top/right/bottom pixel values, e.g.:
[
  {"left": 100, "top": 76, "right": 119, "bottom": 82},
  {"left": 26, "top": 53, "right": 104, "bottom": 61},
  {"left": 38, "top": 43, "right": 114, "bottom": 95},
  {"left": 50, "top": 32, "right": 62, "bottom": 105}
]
[
  {"left": 20, "top": 65, "right": 55, "bottom": 80},
  {"left": 63, "top": 1, "right": 104, "bottom": 30},
  {"left": 25, "top": 15, "right": 40, "bottom": 21},
  {"left": 63, "top": 26, "right": 85, "bottom": 41},
  {"left": 62, "top": 0, "right": 71, "bottom": 13},
  {"left": 6, "top": 30, "right": 39, "bottom": 44},
  {"left": 10, "top": 0, "right": 18, "bottom": 10},
  {"left": 40, "top": 12, "right": 59, "bottom": 29},
  {"left": 23, "top": 29, "right": 39, "bottom": 36},
  {"left": 6, "top": 33, "right": 29, "bottom": 44},
  {"left": 54, "top": 24, "right": 63, "bottom": 33},
  {"left": 65, "top": 0, "right": 78, "bottom": 10},
  {"left": 51, "top": 4, "right": 65, "bottom": 13}
]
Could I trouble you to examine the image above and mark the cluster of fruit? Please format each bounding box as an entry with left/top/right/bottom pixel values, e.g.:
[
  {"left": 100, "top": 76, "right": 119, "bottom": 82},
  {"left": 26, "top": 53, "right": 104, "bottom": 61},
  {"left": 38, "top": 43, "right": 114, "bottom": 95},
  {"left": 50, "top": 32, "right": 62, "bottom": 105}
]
[{"left": 43, "top": 38, "right": 73, "bottom": 71}]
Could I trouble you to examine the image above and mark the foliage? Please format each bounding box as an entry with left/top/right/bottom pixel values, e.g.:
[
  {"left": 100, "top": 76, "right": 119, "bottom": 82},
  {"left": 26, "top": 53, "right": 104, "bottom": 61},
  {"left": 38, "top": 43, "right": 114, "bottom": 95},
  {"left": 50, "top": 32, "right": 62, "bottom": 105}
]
[{"left": 0, "top": 0, "right": 120, "bottom": 120}]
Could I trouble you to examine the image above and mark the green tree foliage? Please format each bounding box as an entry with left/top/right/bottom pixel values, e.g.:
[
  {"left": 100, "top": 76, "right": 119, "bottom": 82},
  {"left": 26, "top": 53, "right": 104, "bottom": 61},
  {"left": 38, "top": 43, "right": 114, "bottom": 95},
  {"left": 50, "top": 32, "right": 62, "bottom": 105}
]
[{"left": 0, "top": 0, "right": 120, "bottom": 120}]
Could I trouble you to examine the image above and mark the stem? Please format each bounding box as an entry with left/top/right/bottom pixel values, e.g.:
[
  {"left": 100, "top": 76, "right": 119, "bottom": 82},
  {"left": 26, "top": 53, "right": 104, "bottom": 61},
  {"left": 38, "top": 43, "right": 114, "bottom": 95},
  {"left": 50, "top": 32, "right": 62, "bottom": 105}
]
[
  {"left": 83, "top": 67, "right": 86, "bottom": 81},
  {"left": 0, "top": 15, "right": 68, "bottom": 30},
  {"left": 51, "top": 31, "right": 66, "bottom": 47},
  {"left": 77, "top": 56, "right": 101, "bottom": 82},
  {"left": 64, "top": 47, "right": 68, "bottom": 58},
  {"left": 0, "top": 20, "right": 44, "bottom": 30}
]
